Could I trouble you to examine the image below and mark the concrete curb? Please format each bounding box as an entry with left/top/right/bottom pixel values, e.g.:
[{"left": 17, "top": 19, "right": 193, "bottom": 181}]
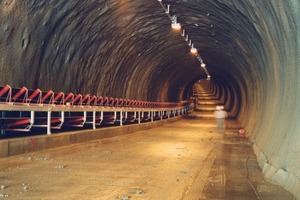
[{"left": 0, "top": 116, "right": 182, "bottom": 158}]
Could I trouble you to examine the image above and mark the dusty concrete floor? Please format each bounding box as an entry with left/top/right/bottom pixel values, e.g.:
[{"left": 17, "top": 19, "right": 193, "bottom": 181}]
[{"left": 0, "top": 115, "right": 295, "bottom": 200}]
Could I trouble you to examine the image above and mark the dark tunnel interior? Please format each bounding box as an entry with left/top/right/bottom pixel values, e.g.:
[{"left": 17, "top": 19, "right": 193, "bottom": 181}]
[{"left": 1, "top": 0, "right": 300, "bottom": 197}]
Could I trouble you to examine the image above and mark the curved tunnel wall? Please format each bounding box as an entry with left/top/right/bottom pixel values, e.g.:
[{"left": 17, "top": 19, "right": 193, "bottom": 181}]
[
  {"left": 0, "top": 0, "right": 205, "bottom": 101},
  {"left": 0, "top": 0, "right": 300, "bottom": 197}
]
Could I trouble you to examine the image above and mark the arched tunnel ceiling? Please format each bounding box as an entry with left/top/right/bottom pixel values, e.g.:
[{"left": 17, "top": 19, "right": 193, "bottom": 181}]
[
  {"left": 1, "top": 0, "right": 300, "bottom": 197},
  {"left": 0, "top": 0, "right": 202, "bottom": 101},
  {"left": 0, "top": 0, "right": 299, "bottom": 108},
  {"left": 0, "top": 0, "right": 267, "bottom": 101}
]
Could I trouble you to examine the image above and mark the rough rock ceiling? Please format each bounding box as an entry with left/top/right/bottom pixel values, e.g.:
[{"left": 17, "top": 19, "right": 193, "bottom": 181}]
[
  {"left": 1, "top": 0, "right": 300, "bottom": 197},
  {"left": 0, "top": 0, "right": 264, "bottom": 101}
]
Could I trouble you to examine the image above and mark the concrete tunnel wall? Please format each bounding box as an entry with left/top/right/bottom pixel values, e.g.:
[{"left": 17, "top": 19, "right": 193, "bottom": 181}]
[{"left": 1, "top": 0, "right": 300, "bottom": 197}]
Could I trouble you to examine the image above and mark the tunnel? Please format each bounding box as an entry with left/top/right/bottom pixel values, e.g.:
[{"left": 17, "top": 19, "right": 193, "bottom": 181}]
[{"left": 0, "top": 0, "right": 300, "bottom": 198}]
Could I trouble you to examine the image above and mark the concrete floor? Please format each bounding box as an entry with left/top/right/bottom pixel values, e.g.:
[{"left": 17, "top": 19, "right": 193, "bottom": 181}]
[{"left": 0, "top": 113, "right": 294, "bottom": 199}]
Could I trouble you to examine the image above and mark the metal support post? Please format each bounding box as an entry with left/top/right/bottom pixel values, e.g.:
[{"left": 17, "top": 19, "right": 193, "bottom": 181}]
[
  {"left": 124, "top": 111, "right": 128, "bottom": 123},
  {"left": 30, "top": 111, "right": 35, "bottom": 125},
  {"left": 83, "top": 111, "right": 87, "bottom": 124},
  {"left": 120, "top": 111, "right": 123, "bottom": 126},
  {"left": 47, "top": 110, "right": 51, "bottom": 135},
  {"left": 151, "top": 111, "right": 154, "bottom": 122},
  {"left": 61, "top": 111, "right": 65, "bottom": 127},
  {"left": 100, "top": 111, "right": 103, "bottom": 123},
  {"left": 138, "top": 111, "right": 141, "bottom": 124},
  {"left": 92, "top": 110, "right": 96, "bottom": 129}
]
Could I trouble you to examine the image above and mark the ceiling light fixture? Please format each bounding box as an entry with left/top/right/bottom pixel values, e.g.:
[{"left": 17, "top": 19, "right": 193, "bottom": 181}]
[
  {"left": 158, "top": 0, "right": 210, "bottom": 78},
  {"left": 166, "top": 5, "right": 170, "bottom": 14},
  {"left": 171, "top": 15, "right": 181, "bottom": 30},
  {"left": 190, "top": 44, "right": 197, "bottom": 54}
]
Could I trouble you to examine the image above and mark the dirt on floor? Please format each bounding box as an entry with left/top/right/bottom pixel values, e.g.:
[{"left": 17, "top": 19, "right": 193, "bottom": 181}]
[{"left": 0, "top": 118, "right": 295, "bottom": 200}]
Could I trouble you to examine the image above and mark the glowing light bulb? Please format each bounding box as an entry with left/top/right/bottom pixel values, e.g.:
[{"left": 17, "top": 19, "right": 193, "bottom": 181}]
[
  {"left": 171, "top": 22, "right": 181, "bottom": 30},
  {"left": 190, "top": 44, "right": 197, "bottom": 54},
  {"left": 190, "top": 47, "right": 197, "bottom": 54},
  {"left": 201, "top": 63, "right": 206, "bottom": 68},
  {"left": 171, "top": 15, "right": 181, "bottom": 30}
]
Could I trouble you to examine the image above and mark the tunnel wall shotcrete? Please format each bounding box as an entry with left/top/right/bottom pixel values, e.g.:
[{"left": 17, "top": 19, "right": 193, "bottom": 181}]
[
  {"left": 243, "top": 2, "right": 300, "bottom": 198},
  {"left": 199, "top": 1, "right": 300, "bottom": 197},
  {"left": 1, "top": 0, "right": 300, "bottom": 198},
  {"left": 196, "top": 1, "right": 300, "bottom": 196},
  {"left": 0, "top": 0, "right": 205, "bottom": 101}
]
